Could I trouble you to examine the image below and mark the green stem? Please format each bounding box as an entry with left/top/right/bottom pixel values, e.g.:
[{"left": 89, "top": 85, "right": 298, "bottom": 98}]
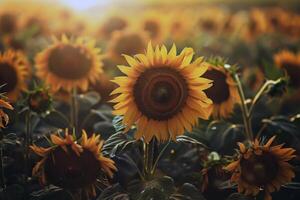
[
  {"left": 0, "top": 131, "right": 5, "bottom": 188},
  {"left": 70, "top": 88, "right": 78, "bottom": 135},
  {"left": 234, "top": 74, "right": 253, "bottom": 141},
  {"left": 143, "top": 139, "right": 156, "bottom": 179},
  {"left": 143, "top": 141, "right": 149, "bottom": 177},
  {"left": 248, "top": 80, "right": 276, "bottom": 117},
  {"left": 151, "top": 140, "right": 171, "bottom": 175},
  {"left": 25, "top": 110, "right": 31, "bottom": 182}
]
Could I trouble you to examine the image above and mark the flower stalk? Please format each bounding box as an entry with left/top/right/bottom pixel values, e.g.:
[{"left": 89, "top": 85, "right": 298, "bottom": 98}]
[
  {"left": 70, "top": 87, "right": 79, "bottom": 135},
  {"left": 24, "top": 110, "right": 32, "bottom": 181},
  {"left": 0, "top": 132, "right": 5, "bottom": 188}
]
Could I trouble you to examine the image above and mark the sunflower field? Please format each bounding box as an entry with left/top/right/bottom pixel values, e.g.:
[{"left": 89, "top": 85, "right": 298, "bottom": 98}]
[{"left": 0, "top": 0, "right": 300, "bottom": 200}]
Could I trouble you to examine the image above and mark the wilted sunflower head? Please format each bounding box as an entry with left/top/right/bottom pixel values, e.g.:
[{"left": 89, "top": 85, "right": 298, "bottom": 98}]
[
  {"left": 274, "top": 50, "right": 300, "bottom": 88},
  {"left": 202, "top": 65, "right": 240, "bottom": 119},
  {"left": 0, "top": 12, "right": 18, "bottom": 35},
  {"left": 99, "top": 16, "right": 128, "bottom": 39},
  {"left": 225, "top": 136, "right": 296, "bottom": 200},
  {"left": 31, "top": 130, "right": 116, "bottom": 198},
  {"left": 111, "top": 42, "right": 213, "bottom": 142},
  {"left": 35, "top": 35, "right": 103, "bottom": 92},
  {"left": 107, "top": 30, "right": 148, "bottom": 63},
  {"left": 0, "top": 50, "right": 30, "bottom": 102},
  {"left": 0, "top": 97, "right": 13, "bottom": 129}
]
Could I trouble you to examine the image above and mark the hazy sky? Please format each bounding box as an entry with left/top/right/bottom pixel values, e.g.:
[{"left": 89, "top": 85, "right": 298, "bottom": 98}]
[{"left": 59, "top": 0, "right": 111, "bottom": 11}]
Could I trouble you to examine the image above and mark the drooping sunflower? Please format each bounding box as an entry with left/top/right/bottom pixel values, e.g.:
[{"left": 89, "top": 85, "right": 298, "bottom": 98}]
[
  {"left": 0, "top": 50, "right": 30, "bottom": 101},
  {"left": 274, "top": 50, "right": 300, "bottom": 88},
  {"left": 0, "top": 97, "right": 13, "bottom": 128},
  {"left": 111, "top": 42, "right": 213, "bottom": 142},
  {"left": 35, "top": 35, "right": 103, "bottom": 92},
  {"left": 225, "top": 136, "right": 295, "bottom": 200},
  {"left": 31, "top": 130, "right": 117, "bottom": 198},
  {"left": 107, "top": 30, "right": 148, "bottom": 64},
  {"left": 202, "top": 65, "right": 240, "bottom": 119}
]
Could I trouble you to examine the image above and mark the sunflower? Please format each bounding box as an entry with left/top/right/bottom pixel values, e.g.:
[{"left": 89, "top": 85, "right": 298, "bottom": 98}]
[
  {"left": 225, "top": 136, "right": 295, "bottom": 200},
  {"left": 274, "top": 50, "right": 300, "bottom": 88},
  {"left": 107, "top": 30, "right": 148, "bottom": 64},
  {"left": 197, "top": 8, "right": 225, "bottom": 35},
  {"left": 0, "top": 97, "right": 13, "bottom": 128},
  {"left": 0, "top": 12, "right": 18, "bottom": 35},
  {"left": 243, "top": 67, "right": 265, "bottom": 92},
  {"left": 99, "top": 16, "right": 128, "bottom": 39},
  {"left": 0, "top": 50, "right": 30, "bottom": 101},
  {"left": 265, "top": 8, "right": 289, "bottom": 33},
  {"left": 141, "top": 12, "right": 166, "bottom": 43},
  {"left": 31, "top": 130, "right": 117, "bottom": 198},
  {"left": 168, "top": 11, "right": 193, "bottom": 42},
  {"left": 202, "top": 65, "right": 240, "bottom": 119},
  {"left": 245, "top": 9, "right": 268, "bottom": 40},
  {"left": 35, "top": 35, "right": 103, "bottom": 92},
  {"left": 111, "top": 42, "right": 213, "bottom": 142}
]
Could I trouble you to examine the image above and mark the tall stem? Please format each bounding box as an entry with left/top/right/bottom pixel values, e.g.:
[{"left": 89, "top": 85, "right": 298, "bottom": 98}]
[
  {"left": 143, "top": 141, "right": 149, "bottom": 177},
  {"left": 234, "top": 74, "right": 253, "bottom": 141},
  {"left": 0, "top": 131, "right": 5, "bottom": 188},
  {"left": 70, "top": 88, "right": 78, "bottom": 135},
  {"left": 248, "top": 80, "right": 276, "bottom": 117},
  {"left": 151, "top": 140, "right": 171, "bottom": 175},
  {"left": 143, "top": 139, "right": 155, "bottom": 180},
  {"left": 25, "top": 110, "right": 31, "bottom": 182}
]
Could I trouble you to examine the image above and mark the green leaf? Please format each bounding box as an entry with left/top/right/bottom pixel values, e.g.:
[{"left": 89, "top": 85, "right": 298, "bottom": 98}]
[
  {"left": 113, "top": 115, "right": 126, "bottom": 132},
  {"left": 42, "top": 110, "right": 70, "bottom": 128},
  {"left": 176, "top": 183, "right": 206, "bottom": 200},
  {"left": 102, "top": 132, "right": 136, "bottom": 156},
  {"left": 176, "top": 135, "right": 208, "bottom": 149}
]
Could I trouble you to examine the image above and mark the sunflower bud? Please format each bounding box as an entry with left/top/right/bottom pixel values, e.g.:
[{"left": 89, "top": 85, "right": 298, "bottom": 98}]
[
  {"left": 27, "top": 87, "right": 52, "bottom": 114},
  {"left": 266, "top": 77, "right": 288, "bottom": 97}
]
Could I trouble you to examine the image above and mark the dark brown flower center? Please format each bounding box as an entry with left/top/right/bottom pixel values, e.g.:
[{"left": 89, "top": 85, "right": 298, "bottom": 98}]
[
  {"left": 144, "top": 20, "right": 160, "bottom": 39},
  {"left": 45, "top": 146, "right": 100, "bottom": 189},
  {"left": 270, "top": 16, "right": 280, "bottom": 28},
  {"left": 102, "top": 17, "right": 127, "bottom": 38},
  {"left": 240, "top": 152, "right": 279, "bottom": 186},
  {"left": 48, "top": 45, "right": 92, "bottom": 80},
  {"left": 202, "top": 69, "right": 230, "bottom": 104},
  {"left": 114, "top": 34, "right": 146, "bottom": 56},
  {"left": 200, "top": 19, "right": 216, "bottom": 32},
  {"left": 280, "top": 61, "right": 300, "bottom": 88},
  {"left": 0, "top": 13, "right": 17, "bottom": 34},
  {"left": 133, "top": 67, "right": 188, "bottom": 121},
  {"left": 0, "top": 63, "right": 18, "bottom": 93}
]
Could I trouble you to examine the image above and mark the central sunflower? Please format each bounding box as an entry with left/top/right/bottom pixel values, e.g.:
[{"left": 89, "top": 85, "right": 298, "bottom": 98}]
[
  {"left": 35, "top": 35, "right": 103, "bottom": 92},
  {"left": 111, "top": 43, "right": 213, "bottom": 142},
  {"left": 0, "top": 50, "right": 30, "bottom": 101}
]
